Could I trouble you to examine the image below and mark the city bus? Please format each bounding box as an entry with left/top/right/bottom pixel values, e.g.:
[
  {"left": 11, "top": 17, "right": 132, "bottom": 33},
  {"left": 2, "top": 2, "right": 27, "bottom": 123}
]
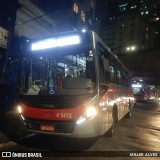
[
  {"left": 14, "top": 30, "right": 135, "bottom": 138},
  {"left": 131, "top": 81, "right": 150, "bottom": 102}
]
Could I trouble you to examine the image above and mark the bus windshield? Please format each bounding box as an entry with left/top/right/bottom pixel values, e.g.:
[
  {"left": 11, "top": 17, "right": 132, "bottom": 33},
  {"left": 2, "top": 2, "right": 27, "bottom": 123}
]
[
  {"left": 133, "top": 87, "right": 144, "bottom": 95},
  {"left": 20, "top": 50, "right": 96, "bottom": 95}
]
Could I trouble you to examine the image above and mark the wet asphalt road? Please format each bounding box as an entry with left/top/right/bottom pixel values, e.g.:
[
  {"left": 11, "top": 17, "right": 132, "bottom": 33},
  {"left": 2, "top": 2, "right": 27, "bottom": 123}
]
[{"left": 0, "top": 100, "right": 160, "bottom": 160}]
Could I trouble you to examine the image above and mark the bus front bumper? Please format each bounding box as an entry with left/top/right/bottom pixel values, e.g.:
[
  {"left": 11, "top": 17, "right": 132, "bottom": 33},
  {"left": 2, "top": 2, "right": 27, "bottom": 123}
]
[{"left": 22, "top": 115, "right": 100, "bottom": 138}]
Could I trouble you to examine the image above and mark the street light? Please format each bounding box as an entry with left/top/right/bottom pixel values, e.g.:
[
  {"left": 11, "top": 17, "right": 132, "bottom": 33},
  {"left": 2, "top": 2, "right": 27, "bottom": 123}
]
[
  {"left": 126, "top": 45, "right": 136, "bottom": 52},
  {"left": 127, "top": 47, "right": 130, "bottom": 51},
  {"left": 131, "top": 46, "right": 135, "bottom": 50}
]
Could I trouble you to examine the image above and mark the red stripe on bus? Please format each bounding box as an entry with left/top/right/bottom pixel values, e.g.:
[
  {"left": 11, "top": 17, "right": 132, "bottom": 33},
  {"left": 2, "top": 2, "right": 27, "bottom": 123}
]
[
  {"left": 23, "top": 104, "right": 84, "bottom": 121},
  {"left": 108, "top": 89, "right": 119, "bottom": 92}
]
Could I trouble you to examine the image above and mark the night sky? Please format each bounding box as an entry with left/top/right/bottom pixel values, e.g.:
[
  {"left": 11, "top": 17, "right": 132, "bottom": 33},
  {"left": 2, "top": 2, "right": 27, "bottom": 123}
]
[
  {"left": 38, "top": 0, "right": 73, "bottom": 13},
  {"left": 37, "top": 0, "right": 111, "bottom": 20}
]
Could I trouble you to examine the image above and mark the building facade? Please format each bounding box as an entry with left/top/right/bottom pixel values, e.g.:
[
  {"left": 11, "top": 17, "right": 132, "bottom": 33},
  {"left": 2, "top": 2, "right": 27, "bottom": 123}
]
[
  {"left": 100, "top": 14, "right": 155, "bottom": 54},
  {"left": 115, "top": 15, "right": 155, "bottom": 53},
  {"left": 98, "top": 0, "right": 159, "bottom": 54},
  {"left": 40, "top": 0, "right": 97, "bottom": 32},
  {"left": 0, "top": 27, "right": 8, "bottom": 49},
  {"left": 15, "top": 0, "right": 56, "bottom": 39},
  {"left": 0, "top": 0, "right": 18, "bottom": 79}
]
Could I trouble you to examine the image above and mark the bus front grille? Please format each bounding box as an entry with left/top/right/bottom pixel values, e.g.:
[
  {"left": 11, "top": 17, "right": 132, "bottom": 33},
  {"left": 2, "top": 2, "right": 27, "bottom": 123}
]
[
  {"left": 26, "top": 118, "right": 75, "bottom": 133},
  {"left": 19, "top": 94, "right": 94, "bottom": 108}
]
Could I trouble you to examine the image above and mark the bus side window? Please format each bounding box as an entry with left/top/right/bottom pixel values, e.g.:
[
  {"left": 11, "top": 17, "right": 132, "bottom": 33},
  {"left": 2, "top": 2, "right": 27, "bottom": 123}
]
[
  {"left": 103, "top": 58, "right": 109, "bottom": 82},
  {"left": 117, "top": 70, "right": 122, "bottom": 85},
  {"left": 98, "top": 43, "right": 110, "bottom": 83},
  {"left": 109, "top": 66, "right": 116, "bottom": 83},
  {"left": 99, "top": 56, "right": 105, "bottom": 83},
  {"left": 99, "top": 56, "right": 109, "bottom": 83},
  {"left": 86, "top": 59, "right": 95, "bottom": 80},
  {"left": 123, "top": 72, "right": 129, "bottom": 86}
]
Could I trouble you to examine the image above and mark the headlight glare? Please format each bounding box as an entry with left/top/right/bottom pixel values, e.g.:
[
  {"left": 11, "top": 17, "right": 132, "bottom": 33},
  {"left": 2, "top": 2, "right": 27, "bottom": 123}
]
[
  {"left": 17, "top": 105, "right": 22, "bottom": 114},
  {"left": 86, "top": 106, "right": 97, "bottom": 118}
]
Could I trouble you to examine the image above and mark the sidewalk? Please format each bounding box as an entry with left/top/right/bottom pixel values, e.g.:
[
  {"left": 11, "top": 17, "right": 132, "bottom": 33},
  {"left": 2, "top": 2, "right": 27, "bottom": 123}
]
[{"left": 0, "top": 109, "right": 28, "bottom": 144}]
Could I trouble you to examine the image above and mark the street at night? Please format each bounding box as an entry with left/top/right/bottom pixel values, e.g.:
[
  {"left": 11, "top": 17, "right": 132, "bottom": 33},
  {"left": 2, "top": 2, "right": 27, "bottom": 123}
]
[
  {"left": 0, "top": 0, "right": 160, "bottom": 159},
  {"left": 0, "top": 100, "right": 160, "bottom": 159}
]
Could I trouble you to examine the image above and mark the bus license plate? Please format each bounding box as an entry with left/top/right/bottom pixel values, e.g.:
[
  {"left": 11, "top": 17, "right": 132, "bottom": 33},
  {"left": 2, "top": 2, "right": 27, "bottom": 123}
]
[{"left": 40, "top": 125, "right": 54, "bottom": 132}]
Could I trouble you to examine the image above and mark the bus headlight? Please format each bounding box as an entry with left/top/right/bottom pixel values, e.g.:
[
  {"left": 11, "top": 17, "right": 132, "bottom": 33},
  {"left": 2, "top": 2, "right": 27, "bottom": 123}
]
[
  {"left": 17, "top": 105, "right": 23, "bottom": 114},
  {"left": 86, "top": 106, "right": 97, "bottom": 118},
  {"left": 17, "top": 105, "right": 26, "bottom": 122},
  {"left": 76, "top": 106, "right": 97, "bottom": 125}
]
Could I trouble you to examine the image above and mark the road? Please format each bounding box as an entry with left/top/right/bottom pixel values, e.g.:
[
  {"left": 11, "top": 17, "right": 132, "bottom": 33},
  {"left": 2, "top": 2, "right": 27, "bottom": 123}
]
[{"left": 0, "top": 100, "right": 160, "bottom": 160}]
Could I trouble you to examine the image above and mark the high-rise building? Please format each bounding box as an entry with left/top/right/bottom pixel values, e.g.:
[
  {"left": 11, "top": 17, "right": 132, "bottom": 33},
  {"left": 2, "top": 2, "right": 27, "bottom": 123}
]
[
  {"left": 110, "top": 0, "right": 160, "bottom": 31},
  {"left": 98, "top": 0, "right": 160, "bottom": 53},
  {"left": 100, "top": 14, "right": 155, "bottom": 54},
  {"left": 15, "top": 0, "right": 56, "bottom": 39},
  {"left": 0, "top": 0, "right": 18, "bottom": 78}
]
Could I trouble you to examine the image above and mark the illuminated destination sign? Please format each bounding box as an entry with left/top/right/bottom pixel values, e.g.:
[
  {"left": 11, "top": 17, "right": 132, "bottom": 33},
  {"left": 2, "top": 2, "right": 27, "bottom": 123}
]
[
  {"left": 31, "top": 35, "right": 81, "bottom": 51},
  {"left": 132, "top": 84, "right": 142, "bottom": 88}
]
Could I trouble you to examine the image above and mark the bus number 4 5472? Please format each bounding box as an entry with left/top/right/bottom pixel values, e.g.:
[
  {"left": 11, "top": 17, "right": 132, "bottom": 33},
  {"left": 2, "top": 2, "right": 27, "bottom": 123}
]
[{"left": 56, "top": 113, "right": 72, "bottom": 119}]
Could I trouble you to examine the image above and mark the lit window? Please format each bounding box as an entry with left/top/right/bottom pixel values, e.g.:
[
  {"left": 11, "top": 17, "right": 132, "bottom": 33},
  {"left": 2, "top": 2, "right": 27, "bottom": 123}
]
[
  {"left": 145, "top": 11, "right": 148, "bottom": 14},
  {"left": 120, "top": 7, "right": 126, "bottom": 12},
  {"left": 126, "top": 46, "right": 136, "bottom": 51},
  {"left": 81, "top": 10, "right": 85, "bottom": 22},
  {"left": 130, "top": 5, "right": 137, "bottom": 9},
  {"left": 73, "top": 3, "right": 78, "bottom": 13},
  {"left": 121, "top": 24, "right": 125, "bottom": 27},
  {"left": 126, "top": 47, "right": 130, "bottom": 51},
  {"left": 0, "top": 26, "right": 8, "bottom": 48},
  {"left": 131, "top": 46, "right": 135, "bottom": 50}
]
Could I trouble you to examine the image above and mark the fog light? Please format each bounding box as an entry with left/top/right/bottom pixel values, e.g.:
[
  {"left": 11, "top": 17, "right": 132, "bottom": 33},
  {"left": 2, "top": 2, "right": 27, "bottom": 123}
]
[
  {"left": 76, "top": 117, "right": 86, "bottom": 125},
  {"left": 20, "top": 115, "right": 25, "bottom": 121}
]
